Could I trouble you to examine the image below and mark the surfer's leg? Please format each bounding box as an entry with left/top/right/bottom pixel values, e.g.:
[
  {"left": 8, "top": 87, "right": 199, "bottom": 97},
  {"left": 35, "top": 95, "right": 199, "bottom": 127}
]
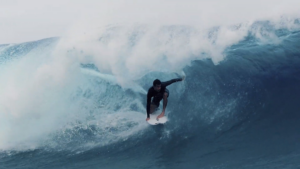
[
  {"left": 150, "top": 103, "right": 158, "bottom": 114},
  {"left": 162, "top": 89, "right": 169, "bottom": 110},
  {"left": 157, "top": 91, "right": 169, "bottom": 119},
  {"left": 164, "top": 88, "right": 169, "bottom": 98},
  {"left": 162, "top": 91, "right": 168, "bottom": 112}
]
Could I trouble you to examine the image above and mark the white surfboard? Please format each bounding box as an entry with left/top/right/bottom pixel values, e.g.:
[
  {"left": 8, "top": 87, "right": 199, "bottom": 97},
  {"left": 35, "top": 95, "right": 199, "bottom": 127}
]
[{"left": 147, "top": 110, "right": 168, "bottom": 125}]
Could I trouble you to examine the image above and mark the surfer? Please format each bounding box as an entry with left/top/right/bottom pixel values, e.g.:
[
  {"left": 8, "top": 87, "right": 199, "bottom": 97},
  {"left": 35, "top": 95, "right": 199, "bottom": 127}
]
[{"left": 146, "top": 77, "right": 184, "bottom": 121}]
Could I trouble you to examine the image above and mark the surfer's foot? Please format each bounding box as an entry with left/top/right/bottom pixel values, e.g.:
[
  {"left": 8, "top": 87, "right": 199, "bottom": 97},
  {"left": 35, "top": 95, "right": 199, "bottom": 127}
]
[{"left": 157, "top": 114, "right": 164, "bottom": 119}]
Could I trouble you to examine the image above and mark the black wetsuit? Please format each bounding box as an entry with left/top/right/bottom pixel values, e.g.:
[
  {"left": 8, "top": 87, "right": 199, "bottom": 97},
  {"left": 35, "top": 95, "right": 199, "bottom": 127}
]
[{"left": 146, "top": 78, "right": 182, "bottom": 118}]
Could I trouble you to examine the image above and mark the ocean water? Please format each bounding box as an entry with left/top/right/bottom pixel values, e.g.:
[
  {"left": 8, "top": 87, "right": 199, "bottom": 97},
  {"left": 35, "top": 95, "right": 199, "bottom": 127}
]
[{"left": 0, "top": 21, "right": 300, "bottom": 169}]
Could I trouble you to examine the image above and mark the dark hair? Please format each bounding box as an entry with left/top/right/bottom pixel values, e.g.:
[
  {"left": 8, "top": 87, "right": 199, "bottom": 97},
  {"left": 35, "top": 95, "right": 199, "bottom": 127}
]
[{"left": 153, "top": 79, "right": 161, "bottom": 86}]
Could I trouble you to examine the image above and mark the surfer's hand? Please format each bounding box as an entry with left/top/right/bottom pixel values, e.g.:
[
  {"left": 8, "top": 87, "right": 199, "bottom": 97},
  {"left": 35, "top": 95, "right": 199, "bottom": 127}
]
[
  {"left": 146, "top": 117, "right": 150, "bottom": 121},
  {"left": 181, "top": 76, "right": 185, "bottom": 81}
]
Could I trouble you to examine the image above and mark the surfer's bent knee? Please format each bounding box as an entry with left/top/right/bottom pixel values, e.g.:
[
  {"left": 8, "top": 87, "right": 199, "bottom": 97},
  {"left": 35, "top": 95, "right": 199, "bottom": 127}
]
[
  {"left": 164, "top": 88, "right": 169, "bottom": 98},
  {"left": 150, "top": 103, "right": 158, "bottom": 114}
]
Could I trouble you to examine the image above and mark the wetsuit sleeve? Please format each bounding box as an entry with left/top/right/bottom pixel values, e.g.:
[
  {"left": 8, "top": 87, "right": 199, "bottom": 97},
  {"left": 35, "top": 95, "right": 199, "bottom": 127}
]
[
  {"left": 146, "top": 88, "right": 152, "bottom": 118},
  {"left": 161, "top": 78, "right": 182, "bottom": 87}
]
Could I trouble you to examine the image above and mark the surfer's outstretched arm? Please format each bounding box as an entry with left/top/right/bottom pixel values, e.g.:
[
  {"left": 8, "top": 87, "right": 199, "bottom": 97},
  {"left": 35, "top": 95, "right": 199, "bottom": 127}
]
[{"left": 162, "top": 78, "right": 183, "bottom": 87}]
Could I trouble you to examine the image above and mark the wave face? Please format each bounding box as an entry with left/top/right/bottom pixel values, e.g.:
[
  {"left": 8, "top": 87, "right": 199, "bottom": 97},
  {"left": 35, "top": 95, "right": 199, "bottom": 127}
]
[{"left": 1, "top": 23, "right": 300, "bottom": 169}]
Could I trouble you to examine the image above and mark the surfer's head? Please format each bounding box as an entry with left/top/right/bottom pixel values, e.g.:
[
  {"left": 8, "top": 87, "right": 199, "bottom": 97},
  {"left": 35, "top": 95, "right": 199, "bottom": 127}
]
[{"left": 153, "top": 79, "right": 161, "bottom": 92}]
